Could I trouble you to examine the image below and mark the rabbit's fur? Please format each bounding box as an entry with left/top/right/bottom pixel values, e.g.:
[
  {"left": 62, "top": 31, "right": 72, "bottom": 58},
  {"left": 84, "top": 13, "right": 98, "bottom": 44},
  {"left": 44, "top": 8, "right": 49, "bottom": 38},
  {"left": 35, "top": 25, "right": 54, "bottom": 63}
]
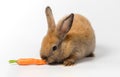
[{"left": 40, "top": 6, "right": 95, "bottom": 66}]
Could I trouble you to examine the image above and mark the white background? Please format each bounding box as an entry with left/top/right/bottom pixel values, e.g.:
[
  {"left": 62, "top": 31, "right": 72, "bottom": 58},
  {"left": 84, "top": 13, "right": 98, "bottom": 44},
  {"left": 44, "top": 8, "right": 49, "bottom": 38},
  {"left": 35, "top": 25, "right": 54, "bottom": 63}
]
[{"left": 0, "top": 0, "right": 120, "bottom": 77}]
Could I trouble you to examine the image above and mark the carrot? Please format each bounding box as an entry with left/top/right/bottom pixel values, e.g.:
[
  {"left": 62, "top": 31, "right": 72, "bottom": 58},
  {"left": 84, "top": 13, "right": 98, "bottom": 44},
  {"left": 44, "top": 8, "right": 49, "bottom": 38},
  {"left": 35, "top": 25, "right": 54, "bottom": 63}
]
[{"left": 9, "top": 58, "right": 47, "bottom": 65}]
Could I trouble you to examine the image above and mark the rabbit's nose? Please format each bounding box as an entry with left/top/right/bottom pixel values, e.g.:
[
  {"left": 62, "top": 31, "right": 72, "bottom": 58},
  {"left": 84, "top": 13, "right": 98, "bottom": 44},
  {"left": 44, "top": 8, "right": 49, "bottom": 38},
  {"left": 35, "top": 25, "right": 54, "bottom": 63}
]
[{"left": 41, "top": 56, "right": 48, "bottom": 60}]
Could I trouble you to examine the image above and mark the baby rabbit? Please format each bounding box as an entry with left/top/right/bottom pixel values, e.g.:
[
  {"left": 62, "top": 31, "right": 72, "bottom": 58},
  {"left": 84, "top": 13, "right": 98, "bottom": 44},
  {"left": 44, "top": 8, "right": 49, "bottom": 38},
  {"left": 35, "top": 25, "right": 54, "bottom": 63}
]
[{"left": 40, "top": 6, "right": 95, "bottom": 66}]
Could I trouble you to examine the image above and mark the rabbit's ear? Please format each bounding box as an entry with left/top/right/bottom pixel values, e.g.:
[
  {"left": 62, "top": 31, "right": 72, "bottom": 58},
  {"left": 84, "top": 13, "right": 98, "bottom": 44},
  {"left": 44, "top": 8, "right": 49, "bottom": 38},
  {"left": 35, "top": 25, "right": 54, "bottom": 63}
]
[
  {"left": 45, "top": 6, "right": 56, "bottom": 31},
  {"left": 57, "top": 13, "right": 74, "bottom": 38}
]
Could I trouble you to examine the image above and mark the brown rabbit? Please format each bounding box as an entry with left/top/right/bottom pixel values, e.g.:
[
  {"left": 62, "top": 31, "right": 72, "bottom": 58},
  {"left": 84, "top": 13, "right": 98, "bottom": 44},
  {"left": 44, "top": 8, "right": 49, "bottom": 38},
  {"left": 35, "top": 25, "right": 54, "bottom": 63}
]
[{"left": 40, "top": 6, "right": 95, "bottom": 66}]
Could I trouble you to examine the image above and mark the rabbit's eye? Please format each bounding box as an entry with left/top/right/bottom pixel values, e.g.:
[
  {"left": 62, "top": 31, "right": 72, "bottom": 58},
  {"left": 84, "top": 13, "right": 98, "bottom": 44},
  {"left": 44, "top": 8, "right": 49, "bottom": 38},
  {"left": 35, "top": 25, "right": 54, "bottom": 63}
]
[{"left": 52, "top": 46, "right": 57, "bottom": 51}]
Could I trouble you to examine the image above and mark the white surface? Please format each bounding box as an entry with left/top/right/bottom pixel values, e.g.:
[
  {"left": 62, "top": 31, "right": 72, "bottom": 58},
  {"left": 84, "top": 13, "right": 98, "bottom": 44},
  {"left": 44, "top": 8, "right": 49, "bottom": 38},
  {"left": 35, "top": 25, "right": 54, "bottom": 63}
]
[{"left": 0, "top": 0, "right": 120, "bottom": 77}]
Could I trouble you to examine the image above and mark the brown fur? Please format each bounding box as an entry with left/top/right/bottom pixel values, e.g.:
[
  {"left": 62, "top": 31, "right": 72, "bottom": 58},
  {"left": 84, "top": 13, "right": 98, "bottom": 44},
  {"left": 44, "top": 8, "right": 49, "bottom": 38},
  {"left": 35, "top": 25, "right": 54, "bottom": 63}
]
[{"left": 40, "top": 6, "right": 95, "bottom": 66}]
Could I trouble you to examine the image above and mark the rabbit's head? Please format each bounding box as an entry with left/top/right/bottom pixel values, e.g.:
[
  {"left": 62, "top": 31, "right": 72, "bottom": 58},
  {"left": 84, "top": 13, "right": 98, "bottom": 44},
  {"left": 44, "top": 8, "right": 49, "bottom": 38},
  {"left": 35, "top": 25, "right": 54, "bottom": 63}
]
[{"left": 40, "top": 6, "right": 74, "bottom": 64}]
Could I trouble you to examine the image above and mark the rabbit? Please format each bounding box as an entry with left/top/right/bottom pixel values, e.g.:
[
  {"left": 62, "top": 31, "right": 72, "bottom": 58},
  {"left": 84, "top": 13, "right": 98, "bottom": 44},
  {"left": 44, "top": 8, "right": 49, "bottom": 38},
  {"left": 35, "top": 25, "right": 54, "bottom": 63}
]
[{"left": 40, "top": 6, "right": 95, "bottom": 66}]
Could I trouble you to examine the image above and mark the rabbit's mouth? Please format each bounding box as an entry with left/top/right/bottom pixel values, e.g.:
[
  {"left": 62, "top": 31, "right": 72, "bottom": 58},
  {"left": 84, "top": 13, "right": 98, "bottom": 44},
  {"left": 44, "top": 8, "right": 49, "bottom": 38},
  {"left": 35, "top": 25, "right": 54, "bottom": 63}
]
[
  {"left": 47, "top": 56, "right": 63, "bottom": 65},
  {"left": 41, "top": 54, "right": 63, "bottom": 65},
  {"left": 41, "top": 55, "right": 56, "bottom": 64}
]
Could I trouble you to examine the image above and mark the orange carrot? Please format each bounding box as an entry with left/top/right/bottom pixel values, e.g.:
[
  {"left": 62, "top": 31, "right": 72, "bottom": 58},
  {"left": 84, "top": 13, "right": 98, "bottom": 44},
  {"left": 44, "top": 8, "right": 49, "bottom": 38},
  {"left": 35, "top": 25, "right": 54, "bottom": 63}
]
[{"left": 9, "top": 58, "right": 47, "bottom": 65}]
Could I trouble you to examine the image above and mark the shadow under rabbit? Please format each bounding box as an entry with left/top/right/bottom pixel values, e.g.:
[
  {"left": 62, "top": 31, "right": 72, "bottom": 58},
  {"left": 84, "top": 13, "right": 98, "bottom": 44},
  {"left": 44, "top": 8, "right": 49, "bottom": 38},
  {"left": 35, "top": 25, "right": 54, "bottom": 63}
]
[{"left": 76, "top": 44, "right": 111, "bottom": 64}]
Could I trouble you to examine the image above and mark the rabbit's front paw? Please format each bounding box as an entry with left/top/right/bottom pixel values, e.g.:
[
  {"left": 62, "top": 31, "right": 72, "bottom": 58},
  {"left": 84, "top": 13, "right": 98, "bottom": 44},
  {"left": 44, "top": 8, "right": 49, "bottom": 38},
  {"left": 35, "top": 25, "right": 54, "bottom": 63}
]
[{"left": 63, "top": 59, "right": 75, "bottom": 66}]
